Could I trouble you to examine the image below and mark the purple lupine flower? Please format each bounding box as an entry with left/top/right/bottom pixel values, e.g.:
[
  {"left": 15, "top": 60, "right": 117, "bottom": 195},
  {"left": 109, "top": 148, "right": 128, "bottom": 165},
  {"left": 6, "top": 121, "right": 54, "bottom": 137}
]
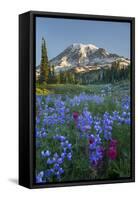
[
  {"left": 53, "top": 152, "right": 59, "bottom": 159},
  {"left": 67, "top": 143, "right": 72, "bottom": 150},
  {"left": 67, "top": 152, "right": 72, "bottom": 160},
  {"left": 57, "top": 158, "right": 63, "bottom": 164},
  {"left": 53, "top": 163, "right": 60, "bottom": 170},
  {"left": 36, "top": 171, "right": 44, "bottom": 183},
  {"left": 61, "top": 152, "right": 66, "bottom": 159},
  {"left": 47, "top": 157, "right": 56, "bottom": 165},
  {"left": 59, "top": 167, "right": 64, "bottom": 174},
  {"left": 41, "top": 150, "right": 51, "bottom": 158}
]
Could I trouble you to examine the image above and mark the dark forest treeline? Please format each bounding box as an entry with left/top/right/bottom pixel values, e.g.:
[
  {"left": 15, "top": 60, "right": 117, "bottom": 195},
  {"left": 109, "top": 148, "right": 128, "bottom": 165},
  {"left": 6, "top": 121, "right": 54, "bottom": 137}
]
[
  {"left": 46, "top": 64, "right": 130, "bottom": 85},
  {"left": 76, "top": 63, "right": 130, "bottom": 84}
]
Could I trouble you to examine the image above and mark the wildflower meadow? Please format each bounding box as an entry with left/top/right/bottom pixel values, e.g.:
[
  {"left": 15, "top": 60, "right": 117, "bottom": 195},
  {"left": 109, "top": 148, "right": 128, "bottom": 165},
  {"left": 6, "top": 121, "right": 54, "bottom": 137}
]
[{"left": 35, "top": 82, "right": 131, "bottom": 183}]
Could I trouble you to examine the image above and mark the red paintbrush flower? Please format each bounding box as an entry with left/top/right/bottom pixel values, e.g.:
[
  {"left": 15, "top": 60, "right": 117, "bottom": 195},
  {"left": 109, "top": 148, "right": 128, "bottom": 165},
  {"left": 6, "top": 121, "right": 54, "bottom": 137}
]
[
  {"left": 108, "top": 146, "right": 117, "bottom": 160},
  {"left": 89, "top": 137, "right": 94, "bottom": 144},
  {"left": 73, "top": 111, "right": 79, "bottom": 122},
  {"left": 88, "top": 134, "right": 95, "bottom": 144}
]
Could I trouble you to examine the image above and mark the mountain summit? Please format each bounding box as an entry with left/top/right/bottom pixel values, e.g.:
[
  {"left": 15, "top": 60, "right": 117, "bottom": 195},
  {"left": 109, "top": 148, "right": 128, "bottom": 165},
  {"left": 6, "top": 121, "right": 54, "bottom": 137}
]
[
  {"left": 49, "top": 43, "right": 129, "bottom": 73},
  {"left": 50, "top": 43, "right": 99, "bottom": 67}
]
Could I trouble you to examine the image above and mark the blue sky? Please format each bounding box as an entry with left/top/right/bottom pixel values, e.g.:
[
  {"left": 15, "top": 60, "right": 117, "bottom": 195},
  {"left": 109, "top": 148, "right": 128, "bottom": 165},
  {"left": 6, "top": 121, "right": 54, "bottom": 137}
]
[{"left": 36, "top": 17, "right": 130, "bottom": 66}]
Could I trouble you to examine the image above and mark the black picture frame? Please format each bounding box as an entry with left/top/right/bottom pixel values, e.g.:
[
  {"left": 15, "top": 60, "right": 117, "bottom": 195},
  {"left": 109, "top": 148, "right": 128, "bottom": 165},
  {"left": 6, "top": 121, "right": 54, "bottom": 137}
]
[{"left": 19, "top": 10, "right": 135, "bottom": 189}]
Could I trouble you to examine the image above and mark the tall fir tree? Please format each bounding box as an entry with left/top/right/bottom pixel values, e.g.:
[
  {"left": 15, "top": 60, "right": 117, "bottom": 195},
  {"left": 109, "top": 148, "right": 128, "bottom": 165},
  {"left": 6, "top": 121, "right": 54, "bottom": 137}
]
[
  {"left": 39, "top": 37, "right": 49, "bottom": 84},
  {"left": 52, "top": 65, "right": 55, "bottom": 76}
]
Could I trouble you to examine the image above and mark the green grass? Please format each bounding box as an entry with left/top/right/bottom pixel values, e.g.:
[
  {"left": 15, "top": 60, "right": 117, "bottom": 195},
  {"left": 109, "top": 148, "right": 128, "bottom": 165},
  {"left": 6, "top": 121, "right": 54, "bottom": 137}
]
[
  {"left": 46, "top": 83, "right": 107, "bottom": 95},
  {"left": 36, "top": 80, "right": 130, "bottom": 97}
]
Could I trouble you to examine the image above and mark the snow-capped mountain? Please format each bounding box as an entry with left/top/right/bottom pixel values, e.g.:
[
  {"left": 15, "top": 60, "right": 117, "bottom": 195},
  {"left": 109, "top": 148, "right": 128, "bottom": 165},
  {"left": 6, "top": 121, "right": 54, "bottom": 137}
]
[{"left": 49, "top": 43, "right": 130, "bottom": 73}]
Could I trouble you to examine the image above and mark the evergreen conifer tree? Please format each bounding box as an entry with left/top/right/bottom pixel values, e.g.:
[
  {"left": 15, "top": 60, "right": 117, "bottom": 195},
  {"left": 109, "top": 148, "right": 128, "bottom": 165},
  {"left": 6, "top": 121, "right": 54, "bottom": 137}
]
[{"left": 39, "top": 37, "right": 49, "bottom": 84}]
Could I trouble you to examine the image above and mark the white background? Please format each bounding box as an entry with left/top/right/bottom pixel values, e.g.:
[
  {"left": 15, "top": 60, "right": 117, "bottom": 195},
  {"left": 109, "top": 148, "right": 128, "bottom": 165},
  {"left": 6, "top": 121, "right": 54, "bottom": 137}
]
[{"left": 0, "top": 0, "right": 137, "bottom": 199}]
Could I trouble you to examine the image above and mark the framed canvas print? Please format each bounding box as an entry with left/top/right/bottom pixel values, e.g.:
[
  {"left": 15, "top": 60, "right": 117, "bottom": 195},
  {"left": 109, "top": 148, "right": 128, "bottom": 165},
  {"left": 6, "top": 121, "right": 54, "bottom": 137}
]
[{"left": 19, "top": 11, "right": 135, "bottom": 189}]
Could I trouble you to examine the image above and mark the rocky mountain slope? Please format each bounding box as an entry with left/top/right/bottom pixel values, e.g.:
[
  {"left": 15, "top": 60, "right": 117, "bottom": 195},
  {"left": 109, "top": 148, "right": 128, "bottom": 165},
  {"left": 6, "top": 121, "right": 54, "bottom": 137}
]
[{"left": 49, "top": 43, "right": 130, "bottom": 73}]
